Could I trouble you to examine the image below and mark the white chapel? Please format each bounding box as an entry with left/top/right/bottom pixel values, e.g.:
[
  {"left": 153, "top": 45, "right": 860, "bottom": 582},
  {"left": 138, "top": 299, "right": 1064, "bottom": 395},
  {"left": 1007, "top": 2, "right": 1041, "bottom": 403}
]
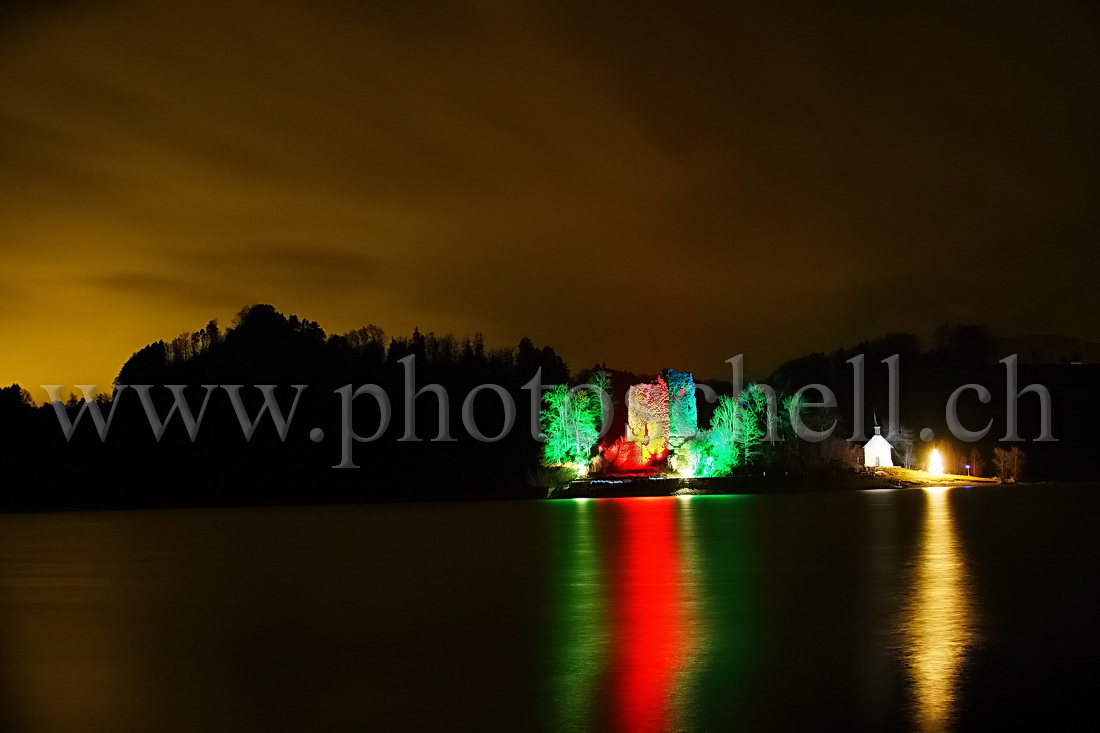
[{"left": 863, "top": 425, "right": 894, "bottom": 467}]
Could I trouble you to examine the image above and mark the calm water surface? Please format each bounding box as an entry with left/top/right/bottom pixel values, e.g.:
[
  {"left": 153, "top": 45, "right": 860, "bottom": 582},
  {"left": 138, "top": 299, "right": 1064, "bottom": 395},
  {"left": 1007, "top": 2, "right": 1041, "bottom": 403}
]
[{"left": 1, "top": 484, "right": 1097, "bottom": 732}]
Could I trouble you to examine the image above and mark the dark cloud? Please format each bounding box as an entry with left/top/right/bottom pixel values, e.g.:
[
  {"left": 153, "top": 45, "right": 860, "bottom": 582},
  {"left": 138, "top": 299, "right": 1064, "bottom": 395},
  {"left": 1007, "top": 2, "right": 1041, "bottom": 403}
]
[
  {"left": 87, "top": 272, "right": 243, "bottom": 309},
  {"left": 170, "top": 243, "right": 387, "bottom": 294},
  {"left": 87, "top": 245, "right": 385, "bottom": 311}
]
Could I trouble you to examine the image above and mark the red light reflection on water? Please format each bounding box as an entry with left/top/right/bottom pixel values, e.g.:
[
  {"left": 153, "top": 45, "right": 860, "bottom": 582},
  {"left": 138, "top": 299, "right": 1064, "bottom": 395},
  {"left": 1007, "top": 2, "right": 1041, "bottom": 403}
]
[{"left": 611, "top": 498, "right": 686, "bottom": 732}]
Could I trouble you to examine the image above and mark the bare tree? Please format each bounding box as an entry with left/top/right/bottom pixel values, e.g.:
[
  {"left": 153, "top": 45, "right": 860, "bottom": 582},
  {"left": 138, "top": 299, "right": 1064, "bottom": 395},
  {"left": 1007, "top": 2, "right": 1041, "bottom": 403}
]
[
  {"left": 807, "top": 434, "right": 863, "bottom": 469},
  {"left": 967, "top": 448, "right": 985, "bottom": 478},
  {"left": 993, "top": 446, "right": 1026, "bottom": 483},
  {"left": 886, "top": 424, "right": 916, "bottom": 468}
]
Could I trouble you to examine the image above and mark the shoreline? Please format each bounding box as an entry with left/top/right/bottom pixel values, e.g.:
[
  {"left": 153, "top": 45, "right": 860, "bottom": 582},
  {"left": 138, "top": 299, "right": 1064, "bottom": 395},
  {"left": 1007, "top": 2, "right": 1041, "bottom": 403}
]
[{"left": 548, "top": 467, "right": 1002, "bottom": 500}]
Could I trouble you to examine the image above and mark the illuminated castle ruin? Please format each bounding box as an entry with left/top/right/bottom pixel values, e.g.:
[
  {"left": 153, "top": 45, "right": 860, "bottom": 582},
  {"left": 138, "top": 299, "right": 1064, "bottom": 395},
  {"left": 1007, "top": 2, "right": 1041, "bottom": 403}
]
[
  {"left": 666, "top": 369, "right": 698, "bottom": 446},
  {"left": 604, "top": 369, "right": 698, "bottom": 473}
]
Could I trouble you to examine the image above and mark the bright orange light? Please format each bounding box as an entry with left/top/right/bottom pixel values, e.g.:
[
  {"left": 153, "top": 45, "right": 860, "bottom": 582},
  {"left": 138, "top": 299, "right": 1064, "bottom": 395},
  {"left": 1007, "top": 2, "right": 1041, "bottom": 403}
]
[{"left": 928, "top": 448, "right": 944, "bottom": 476}]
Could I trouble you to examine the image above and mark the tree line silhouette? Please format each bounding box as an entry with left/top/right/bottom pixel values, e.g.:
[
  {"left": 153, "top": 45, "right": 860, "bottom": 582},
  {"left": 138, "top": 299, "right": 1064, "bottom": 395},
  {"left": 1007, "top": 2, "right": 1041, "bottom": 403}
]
[
  {"left": 1, "top": 305, "right": 571, "bottom": 509},
  {"left": 769, "top": 324, "right": 1094, "bottom": 481},
  {"left": 1, "top": 312, "right": 1094, "bottom": 510}
]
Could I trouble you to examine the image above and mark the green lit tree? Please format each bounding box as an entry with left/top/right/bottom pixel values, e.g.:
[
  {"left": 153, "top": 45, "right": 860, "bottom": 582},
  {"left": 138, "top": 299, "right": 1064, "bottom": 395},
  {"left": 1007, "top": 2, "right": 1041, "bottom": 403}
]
[
  {"left": 540, "top": 374, "right": 609, "bottom": 468},
  {"left": 686, "top": 387, "right": 770, "bottom": 477},
  {"left": 698, "top": 395, "right": 743, "bottom": 476},
  {"left": 735, "top": 384, "right": 773, "bottom": 465}
]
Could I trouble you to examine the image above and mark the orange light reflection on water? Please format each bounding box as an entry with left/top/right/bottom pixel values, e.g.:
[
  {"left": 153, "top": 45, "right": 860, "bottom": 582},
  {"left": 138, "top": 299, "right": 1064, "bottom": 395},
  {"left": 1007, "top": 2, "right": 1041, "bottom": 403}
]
[{"left": 904, "top": 486, "right": 975, "bottom": 733}]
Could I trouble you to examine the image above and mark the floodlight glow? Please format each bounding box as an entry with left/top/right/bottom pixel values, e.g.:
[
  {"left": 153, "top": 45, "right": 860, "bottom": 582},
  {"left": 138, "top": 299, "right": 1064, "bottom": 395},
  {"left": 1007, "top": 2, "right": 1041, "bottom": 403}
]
[{"left": 929, "top": 448, "right": 944, "bottom": 476}]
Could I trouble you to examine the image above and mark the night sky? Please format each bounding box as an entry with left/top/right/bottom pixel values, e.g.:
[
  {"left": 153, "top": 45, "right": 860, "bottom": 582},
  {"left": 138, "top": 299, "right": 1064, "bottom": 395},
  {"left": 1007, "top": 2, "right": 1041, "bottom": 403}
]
[{"left": 2, "top": 0, "right": 1097, "bottom": 393}]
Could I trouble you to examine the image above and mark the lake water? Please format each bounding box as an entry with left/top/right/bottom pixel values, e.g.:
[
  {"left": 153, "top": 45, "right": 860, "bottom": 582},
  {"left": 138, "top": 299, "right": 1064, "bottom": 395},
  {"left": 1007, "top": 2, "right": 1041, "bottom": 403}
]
[{"left": 1, "top": 484, "right": 1097, "bottom": 732}]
